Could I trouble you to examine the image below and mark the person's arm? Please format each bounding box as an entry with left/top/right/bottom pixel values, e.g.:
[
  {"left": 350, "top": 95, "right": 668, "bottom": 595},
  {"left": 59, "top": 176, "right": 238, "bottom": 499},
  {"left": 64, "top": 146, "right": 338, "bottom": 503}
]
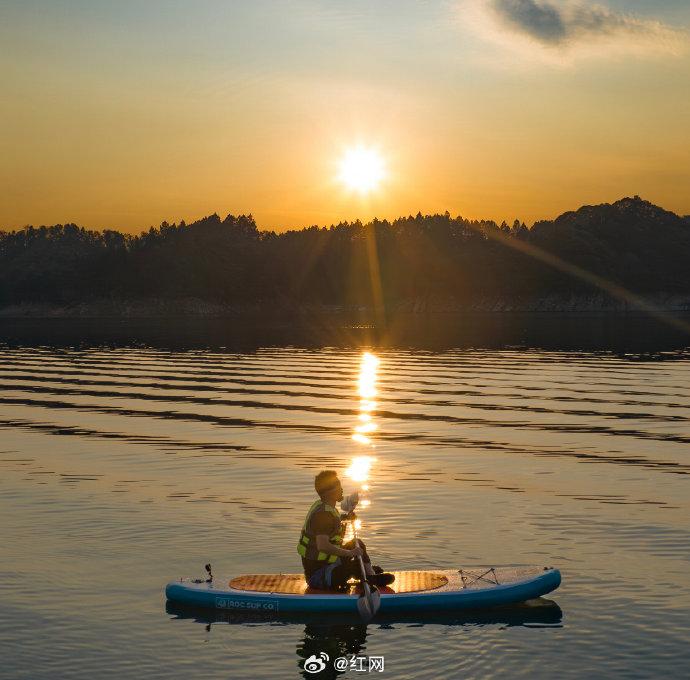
[{"left": 316, "top": 534, "right": 362, "bottom": 558}]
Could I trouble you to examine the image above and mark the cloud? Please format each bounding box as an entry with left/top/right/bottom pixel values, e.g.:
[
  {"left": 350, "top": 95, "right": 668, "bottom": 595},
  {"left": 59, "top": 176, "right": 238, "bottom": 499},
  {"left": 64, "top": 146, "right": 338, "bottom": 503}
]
[
  {"left": 464, "top": 0, "right": 688, "bottom": 60},
  {"left": 492, "top": 0, "right": 567, "bottom": 43}
]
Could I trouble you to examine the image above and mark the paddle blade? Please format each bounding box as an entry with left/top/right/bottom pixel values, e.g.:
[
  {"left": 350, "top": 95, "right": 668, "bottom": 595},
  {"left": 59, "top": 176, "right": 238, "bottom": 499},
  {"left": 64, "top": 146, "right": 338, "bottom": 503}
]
[
  {"left": 357, "top": 582, "right": 380, "bottom": 621},
  {"left": 369, "top": 586, "right": 381, "bottom": 614},
  {"left": 357, "top": 593, "right": 373, "bottom": 620}
]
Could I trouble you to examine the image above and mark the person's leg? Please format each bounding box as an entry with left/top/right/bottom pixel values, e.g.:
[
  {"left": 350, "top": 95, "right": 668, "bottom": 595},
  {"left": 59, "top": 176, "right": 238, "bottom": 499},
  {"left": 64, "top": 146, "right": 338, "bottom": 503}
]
[
  {"left": 307, "top": 558, "right": 356, "bottom": 591},
  {"left": 306, "top": 564, "right": 330, "bottom": 589},
  {"left": 328, "top": 558, "right": 355, "bottom": 589},
  {"left": 343, "top": 538, "right": 375, "bottom": 576},
  {"left": 343, "top": 539, "right": 396, "bottom": 587}
]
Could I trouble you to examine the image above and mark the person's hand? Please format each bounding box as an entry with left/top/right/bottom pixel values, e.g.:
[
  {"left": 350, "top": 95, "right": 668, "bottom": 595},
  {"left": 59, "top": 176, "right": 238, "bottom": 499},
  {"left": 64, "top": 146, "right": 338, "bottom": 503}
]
[
  {"left": 341, "top": 511, "right": 357, "bottom": 521},
  {"left": 348, "top": 545, "right": 364, "bottom": 558}
]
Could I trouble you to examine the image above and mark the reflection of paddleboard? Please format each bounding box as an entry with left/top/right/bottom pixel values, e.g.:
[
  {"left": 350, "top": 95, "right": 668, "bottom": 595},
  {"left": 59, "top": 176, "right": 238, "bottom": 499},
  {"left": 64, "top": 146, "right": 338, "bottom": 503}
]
[
  {"left": 165, "top": 566, "right": 561, "bottom": 614},
  {"left": 166, "top": 597, "right": 563, "bottom": 627}
]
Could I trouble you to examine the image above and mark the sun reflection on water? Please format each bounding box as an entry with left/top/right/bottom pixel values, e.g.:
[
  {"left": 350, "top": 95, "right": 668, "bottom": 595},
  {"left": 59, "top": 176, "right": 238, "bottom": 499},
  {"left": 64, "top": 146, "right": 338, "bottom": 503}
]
[
  {"left": 344, "top": 351, "right": 380, "bottom": 538},
  {"left": 352, "top": 351, "right": 379, "bottom": 445},
  {"left": 345, "top": 455, "right": 375, "bottom": 482}
]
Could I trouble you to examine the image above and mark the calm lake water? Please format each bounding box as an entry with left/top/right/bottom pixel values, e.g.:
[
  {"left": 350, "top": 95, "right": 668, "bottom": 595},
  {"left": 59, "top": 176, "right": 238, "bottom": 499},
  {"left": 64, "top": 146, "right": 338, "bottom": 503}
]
[{"left": 1, "top": 317, "right": 690, "bottom": 679}]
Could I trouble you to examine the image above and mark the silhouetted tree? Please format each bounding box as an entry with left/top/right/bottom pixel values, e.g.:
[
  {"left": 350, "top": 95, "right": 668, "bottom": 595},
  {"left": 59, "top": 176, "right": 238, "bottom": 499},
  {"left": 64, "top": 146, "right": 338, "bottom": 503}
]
[{"left": 1, "top": 197, "right": 688, "bottom": 309}]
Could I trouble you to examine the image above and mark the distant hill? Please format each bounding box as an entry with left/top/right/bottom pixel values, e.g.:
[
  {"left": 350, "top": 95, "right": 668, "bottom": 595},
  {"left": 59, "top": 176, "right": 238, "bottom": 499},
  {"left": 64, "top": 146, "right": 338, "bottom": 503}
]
[
  {"left": 527, "top": 196, "right": 690, "bottom": 296},
  {"left": 1, "top": 197, "right": 689, "bottom": 315},
  {"left": 533, "top": 196, "right": 688, "bottom": 244}
]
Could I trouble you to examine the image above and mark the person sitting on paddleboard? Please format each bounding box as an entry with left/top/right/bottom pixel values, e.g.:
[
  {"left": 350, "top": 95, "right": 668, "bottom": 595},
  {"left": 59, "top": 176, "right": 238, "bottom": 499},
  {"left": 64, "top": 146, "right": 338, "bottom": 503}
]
[{"left": 297, "top": 469, "right": 395, "bottom": 591}]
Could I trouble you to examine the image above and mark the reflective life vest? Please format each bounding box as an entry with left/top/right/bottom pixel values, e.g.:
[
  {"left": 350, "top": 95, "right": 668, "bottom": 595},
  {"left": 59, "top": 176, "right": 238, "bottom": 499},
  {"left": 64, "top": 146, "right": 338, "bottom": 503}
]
[{"left": 297, "top": 500, "right": 345, "bottom": 564}]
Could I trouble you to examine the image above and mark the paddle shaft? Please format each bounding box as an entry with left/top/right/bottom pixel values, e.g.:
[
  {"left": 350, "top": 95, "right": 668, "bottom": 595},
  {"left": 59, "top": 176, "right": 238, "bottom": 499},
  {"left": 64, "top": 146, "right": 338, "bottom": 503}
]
[
  {"left": 351, "top": 519, "right": 367, "bottom": 579},
  {"left": 352, "top": 519, "right": 377, "bottom": 610}
]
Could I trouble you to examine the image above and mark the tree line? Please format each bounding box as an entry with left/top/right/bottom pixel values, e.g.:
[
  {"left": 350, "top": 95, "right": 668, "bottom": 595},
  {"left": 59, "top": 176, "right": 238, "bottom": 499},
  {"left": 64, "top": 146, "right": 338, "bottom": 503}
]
[{"left": 2, "top": 197, "right": 689, "bottom": 309}]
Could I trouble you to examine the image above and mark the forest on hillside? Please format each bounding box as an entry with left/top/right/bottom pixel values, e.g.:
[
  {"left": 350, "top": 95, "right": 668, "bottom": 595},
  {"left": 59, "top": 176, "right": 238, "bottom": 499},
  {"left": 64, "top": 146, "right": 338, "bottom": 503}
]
[{"left": 2, "top": 197, "right": 690, "bottom": 312}]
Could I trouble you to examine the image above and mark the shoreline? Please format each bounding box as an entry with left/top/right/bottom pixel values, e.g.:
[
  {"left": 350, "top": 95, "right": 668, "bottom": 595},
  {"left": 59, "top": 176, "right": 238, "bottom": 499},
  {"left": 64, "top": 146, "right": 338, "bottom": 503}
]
[{"left": 2, "top": 294, "right": 690, "bottom": 319}]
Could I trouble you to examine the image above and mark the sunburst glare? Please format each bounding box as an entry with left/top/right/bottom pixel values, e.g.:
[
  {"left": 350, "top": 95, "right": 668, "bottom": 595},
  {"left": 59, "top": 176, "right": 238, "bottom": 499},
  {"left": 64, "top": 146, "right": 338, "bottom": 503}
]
[{"left": 337, "top": 145, "right": 386, "bottom": 193}]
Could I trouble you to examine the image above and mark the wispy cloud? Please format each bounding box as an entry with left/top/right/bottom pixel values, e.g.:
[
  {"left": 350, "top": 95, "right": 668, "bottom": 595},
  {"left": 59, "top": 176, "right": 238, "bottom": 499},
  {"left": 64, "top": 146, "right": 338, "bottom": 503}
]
[{"left": 463, "top": 0, "right": 687, "bottom": 62}]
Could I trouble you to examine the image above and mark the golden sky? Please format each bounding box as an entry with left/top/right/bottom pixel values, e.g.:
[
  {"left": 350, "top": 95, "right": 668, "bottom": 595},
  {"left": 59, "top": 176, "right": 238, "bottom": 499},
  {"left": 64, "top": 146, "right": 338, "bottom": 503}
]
[{"left": 1, "top": 0, "right": 689, "bottom": 233}]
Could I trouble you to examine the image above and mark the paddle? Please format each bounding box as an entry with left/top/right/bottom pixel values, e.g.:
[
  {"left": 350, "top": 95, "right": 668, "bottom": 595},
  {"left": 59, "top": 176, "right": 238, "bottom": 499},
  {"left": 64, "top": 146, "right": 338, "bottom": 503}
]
[{"left": 352, "top": 519, "right": 380, "bottom": 621}]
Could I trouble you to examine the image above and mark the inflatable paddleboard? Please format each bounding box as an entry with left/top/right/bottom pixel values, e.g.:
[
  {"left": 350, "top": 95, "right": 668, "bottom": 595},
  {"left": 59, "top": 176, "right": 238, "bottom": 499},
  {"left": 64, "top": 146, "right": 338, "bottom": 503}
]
[{"left": 165, "top": 566, "right": 561, "bottom": 614}]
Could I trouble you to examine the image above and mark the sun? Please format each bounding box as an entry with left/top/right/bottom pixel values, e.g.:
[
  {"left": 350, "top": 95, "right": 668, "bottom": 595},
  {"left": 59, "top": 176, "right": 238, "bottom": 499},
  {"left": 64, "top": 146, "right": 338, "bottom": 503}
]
[{"left": 337, "top": 145, "right": 386, "bottom": 193}]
